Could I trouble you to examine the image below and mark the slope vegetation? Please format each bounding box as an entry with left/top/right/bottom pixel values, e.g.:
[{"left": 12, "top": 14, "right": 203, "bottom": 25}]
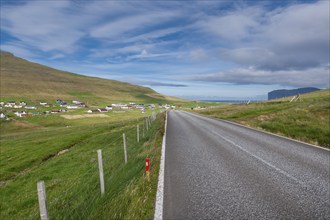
[
  {"left": 196, "top": 89, "right": 330, "bottom": 148},
  {"left": 0, "top": 51, "right": 180, "bottom": 104}
]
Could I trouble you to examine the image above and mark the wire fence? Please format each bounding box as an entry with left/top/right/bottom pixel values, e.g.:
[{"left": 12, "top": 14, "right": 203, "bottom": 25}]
[{"left": 34, "top": 111, "right": 162, "bottom": 220}]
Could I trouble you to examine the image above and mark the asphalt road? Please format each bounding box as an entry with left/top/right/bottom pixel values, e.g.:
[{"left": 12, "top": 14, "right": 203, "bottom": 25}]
[{"left": 163, "top": 110, "right": 330, "bottom": 220}]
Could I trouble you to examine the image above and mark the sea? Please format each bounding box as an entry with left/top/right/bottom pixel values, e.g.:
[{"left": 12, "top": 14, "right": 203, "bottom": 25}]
[{"left": 201, "top": 100, "right": 264, "bottom": 103}]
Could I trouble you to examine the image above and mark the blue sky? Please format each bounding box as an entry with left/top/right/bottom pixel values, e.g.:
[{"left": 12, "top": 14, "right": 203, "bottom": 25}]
[{"left": 1, "top": 0, "right": 329, "bottom": 100}]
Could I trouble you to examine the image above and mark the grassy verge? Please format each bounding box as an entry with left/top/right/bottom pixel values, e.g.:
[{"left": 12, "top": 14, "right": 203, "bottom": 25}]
[
  {"left": 0, "top": 111, "right": 165, "bottom": 219},
  {"left": 195, "top": 89, "right": 330, "bottom": 148}
]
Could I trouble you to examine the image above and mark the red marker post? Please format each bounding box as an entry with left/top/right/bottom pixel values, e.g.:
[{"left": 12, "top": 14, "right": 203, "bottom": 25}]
[{"left": 146, "top": 157, "right": 150, "bottom": 181}]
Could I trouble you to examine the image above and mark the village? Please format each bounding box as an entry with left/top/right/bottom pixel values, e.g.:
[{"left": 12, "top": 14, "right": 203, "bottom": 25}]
[{"left": 0, "top": 99, "right": 176, "bottom": 120}]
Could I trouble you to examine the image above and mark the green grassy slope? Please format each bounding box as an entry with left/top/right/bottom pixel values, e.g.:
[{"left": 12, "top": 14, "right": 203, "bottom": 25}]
[
  {"left": 195, "top": 89, "right": 330, "bottom": 148},
  {"left": 0, "top": 51, "right": 184, "bottom": 105},
  {"left": 0, "top": 108, "right": 165, "bottom": 219}
]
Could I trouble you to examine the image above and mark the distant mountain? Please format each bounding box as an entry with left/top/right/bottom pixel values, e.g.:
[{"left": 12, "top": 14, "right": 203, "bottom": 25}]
[
  {"left": 0, "top": 51, "right": 186, "bottom": 105},
  {"left": 268, "top": 87, "right": 321, "bottom": 100}
]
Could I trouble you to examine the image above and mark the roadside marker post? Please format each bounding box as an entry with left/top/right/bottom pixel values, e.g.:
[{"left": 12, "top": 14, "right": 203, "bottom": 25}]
[
  {"left": 137, "top": 124, "right": 140, "bottom": 143},
  {"left": 97, "top": 149, "right": 105, "bottom": 195},
  {"left": 123, "top": 133, "right": 127, "bottom": 164},
  {"left": 37, "top": 181, "right": 49, "bottom": 220},
  {"left": 146, "top": 157, "right": 150, "bottom": 182}
]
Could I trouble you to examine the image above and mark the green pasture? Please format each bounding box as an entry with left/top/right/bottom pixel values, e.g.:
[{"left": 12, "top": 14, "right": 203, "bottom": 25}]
[
  {"left": 0, "top": 109, "right": 165, "bottom": 219},
  {"left": 195, "top": 89, "right": 330, "bottom": 148}
]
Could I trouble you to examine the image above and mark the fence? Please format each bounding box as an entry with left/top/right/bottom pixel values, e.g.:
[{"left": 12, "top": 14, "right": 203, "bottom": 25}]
[{"left": 31, "top": 112, "right": 161, "bottom": 219}]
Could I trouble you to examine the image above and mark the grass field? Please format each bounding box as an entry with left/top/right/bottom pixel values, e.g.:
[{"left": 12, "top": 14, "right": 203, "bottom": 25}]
[
  {"left": 195, "top": 89, "right": 330, "bottom": 148},
  {"left": 0, "top": 109, "right": 165, "bottom": 219}
]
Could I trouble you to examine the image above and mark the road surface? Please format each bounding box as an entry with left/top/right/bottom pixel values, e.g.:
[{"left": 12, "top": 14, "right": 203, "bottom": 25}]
[{"left": 163, "top": 110, "right": 330, "bottom": 219}]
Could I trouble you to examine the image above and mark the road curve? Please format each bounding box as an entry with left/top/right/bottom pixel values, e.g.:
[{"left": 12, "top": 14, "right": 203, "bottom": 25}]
[{"left": 163, "top": 110, "right": 330, "bottom": 219}]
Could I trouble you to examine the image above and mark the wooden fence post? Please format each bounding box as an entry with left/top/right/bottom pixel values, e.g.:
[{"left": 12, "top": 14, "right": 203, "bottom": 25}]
[
  {"left": 143, "top": 122, "right": 145, "bottom": 138},
  {"left": 37, "top": 181, "right": 49, "bottom": 220},
  {"left": 123, "top": 133, "right": 127, "bottom": 163},
  {"left": 97, "top": 149, "right": 105, "bottom": 195},
  {"left": 137, "top": 124, "right": 140, "bottom": 143}
]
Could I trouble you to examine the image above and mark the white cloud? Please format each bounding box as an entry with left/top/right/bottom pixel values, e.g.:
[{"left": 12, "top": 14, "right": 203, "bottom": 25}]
[
  {"left": 211, "top": 1, "right": 330, "bottom": 73},
  {"left": 1, "top": 0, "right": 329, "bottom": 93},
  {"left": 189, "top": 48, "right": 208, "bottom": 60},
  {"left": 90, "top": 11, "right": 180, "bottom": 39},
  {"left": 263, "top": 1, "right": 329, "bottom": 47},
  {"left": 0, "top": 43, "right": 37, "bottom": 58},
  {"left": 0, "top": 0, "right": 86, "bottom": 53},
  {"left": 197, "top": 6, "right": 263, "bottom": 41},
  {"left": 123, "top": 27, "right": 183, "bottom": 43},
  {"left": 189, "top": 66, "right": 330, "bottom": 88}
]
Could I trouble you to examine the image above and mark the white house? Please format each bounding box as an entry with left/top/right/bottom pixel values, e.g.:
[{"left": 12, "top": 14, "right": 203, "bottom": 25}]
[
  {"left": 105, "top": 106, "right": 113, "bottom": 110},
  {"left": 4, "top": 103, "right": 13, "bottom": 108},
  {"left": 40, "top": 102, "right": 48, "bottom": 105},
  {"left": 98, "top": 108, "right": 108, "bottom": 112},
  {"left": 25, "top": 106, "right": 37, "bottom": 109},
  {"left": 0, "top": 113, "right": 6, "bottom": 119},
  {"left": 15, "top": 111, "right": 27, "bottom": 117},
  {"left": 66, "top": 105, "right": 80, "bottom": 109},
  {"left": 87, "top": 109, "right": 99, "bottom": 113},
  {"left": 111, "top": 103, "right": 122, "bottom": 107}
]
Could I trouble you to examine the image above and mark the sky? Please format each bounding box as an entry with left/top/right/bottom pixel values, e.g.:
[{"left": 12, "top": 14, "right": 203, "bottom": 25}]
[{"left": 1, "top": 0, "right": 329, "bottom": 100}]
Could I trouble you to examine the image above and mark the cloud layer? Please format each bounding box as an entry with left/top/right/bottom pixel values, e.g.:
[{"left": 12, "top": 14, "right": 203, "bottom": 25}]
[{"left": 1, "top": 0, "right": 329, "bottom": 98}]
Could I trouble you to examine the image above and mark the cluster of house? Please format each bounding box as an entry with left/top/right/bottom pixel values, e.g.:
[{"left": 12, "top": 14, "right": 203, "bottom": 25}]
[
  {"left": 0, "top": 99, "right": 177, "bottom": 119},
  {"left": 87, "top": 103, "right": 147, "bottom": 113},
  {"left": 55, "top": 99, "right": 86, "bottom": 109},
  {"left": 0, "top": 99, "right": 86, "bottom": 118},
  {"left": 86, "top": 103, "right": 175, "bottom": 114},
  {"left": 1, "top": 101, "right": 36, "bottom": 109}
]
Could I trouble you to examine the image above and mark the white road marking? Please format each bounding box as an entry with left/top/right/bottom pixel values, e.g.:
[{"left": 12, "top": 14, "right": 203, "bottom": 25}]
[
  {"left": 210, "top": 129, "right": 304, "bottom": 184},
  {"left": 154, "top": 111, "right": 168, "bottom": 220}
]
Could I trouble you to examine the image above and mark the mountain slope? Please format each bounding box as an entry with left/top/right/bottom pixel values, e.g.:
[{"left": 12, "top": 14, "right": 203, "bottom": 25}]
[
  {"left": 0, "top": 52, "right": 182, "bottom": 104},
  {"left": 268, "top": 87, "right": 320, "bottom": 100}
]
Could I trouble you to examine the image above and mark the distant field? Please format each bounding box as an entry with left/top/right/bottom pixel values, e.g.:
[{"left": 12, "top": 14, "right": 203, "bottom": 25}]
[{"left": 195, "top": 89, "right": 330, "bottom": 148}]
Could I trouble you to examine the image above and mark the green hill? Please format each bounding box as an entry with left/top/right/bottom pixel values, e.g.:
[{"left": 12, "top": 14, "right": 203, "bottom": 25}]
[{"left": 0, "top": 51, "right": 184, "bottom": 105}]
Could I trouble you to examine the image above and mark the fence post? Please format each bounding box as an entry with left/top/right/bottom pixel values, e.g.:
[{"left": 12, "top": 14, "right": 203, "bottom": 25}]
[
  {"left": 146, "top": 118, "right": 149, "bottom": 131},
  {"left": 143, "top": 123, "right": 145, "bottom": 138},
  {"left": 137, "top": 124, "right": 140, "bottom": 143},
  {"left": 97, "top": 149, "right": 105, "bottom": 195},
  {"left": 37, "top": 181, "right": 49, "bottom": 220},
  {"left": 123, "top": 133, "right": 127, "bottom": 163}
]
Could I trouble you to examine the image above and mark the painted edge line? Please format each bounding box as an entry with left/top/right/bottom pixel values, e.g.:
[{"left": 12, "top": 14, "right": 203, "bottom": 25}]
[
  {"left": 154, "top": 111, "right": 168, "bottom": 220},
  {"left": 183, "top": 110, "right": 330, "bottom": 152}
]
